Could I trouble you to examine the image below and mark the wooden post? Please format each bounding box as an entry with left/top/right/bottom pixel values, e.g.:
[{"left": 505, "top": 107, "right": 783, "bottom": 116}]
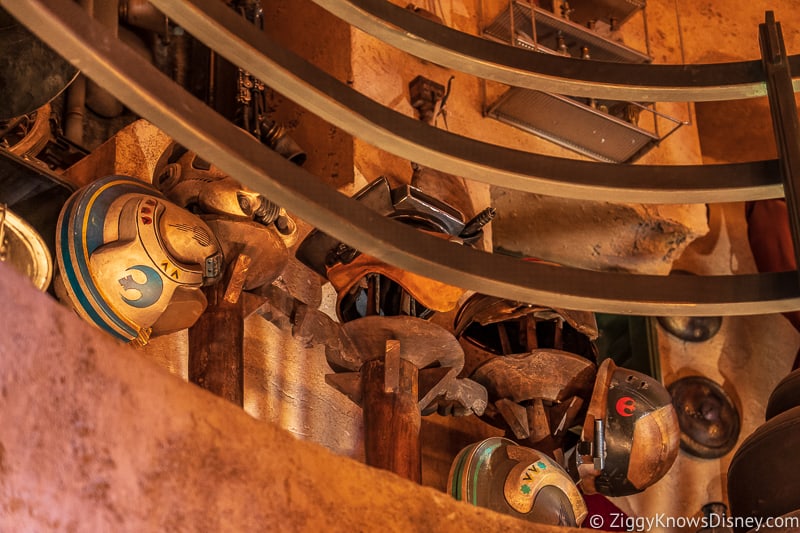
[
  {"left": 361, "top": 340, "right": 422, "bottom": 482},
  {"left": 188, "top": 253, "right": 251, "bottom": 406}
]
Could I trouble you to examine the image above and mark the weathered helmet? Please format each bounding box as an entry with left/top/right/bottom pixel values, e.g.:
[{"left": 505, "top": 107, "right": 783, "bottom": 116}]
[
  {"left": 448, "top": 437, "right": 587, "bottom": 527},
  {"left": 55, "top": 175, "right": 223, "bottom": 344},
  {"left": 451, "top": 292, "right": 600, "bottom": 455},
  {"left": 570, "top": 359, "right": 679, "bottom": 496},
  {"left": 297, "top": 176, "right": 488, "bottom": 322},
  {"left": 453, "top": 291, "right": 599, "bottom": 358},
  {"left": 155, "top": 145, "right": 291, "bottom": 232}
]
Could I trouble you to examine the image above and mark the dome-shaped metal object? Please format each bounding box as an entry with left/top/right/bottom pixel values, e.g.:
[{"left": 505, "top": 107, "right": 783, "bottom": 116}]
[
  {"left": 668, "top": 376, "right": 740, "bottom": 459},
  {"left": 0, "top": 205, "right": 52, "bottom": 291},
  {"left": 729, "top": 407, "right": 800, "bottom": 532},
  {"left": 657, "top": 315, "right": 723, "bottom": 342},
  {"left": 766, "top": 369, "right": 800, "bottom": 420},
  {"left": 657, "top": 271, "right": 722, "bottom": 342},
  {"left": 0, "top": 8, "right": 78, "bottom": 120},
  {"left": 447, "top": 437, "right": 587, "bottom": 527}
]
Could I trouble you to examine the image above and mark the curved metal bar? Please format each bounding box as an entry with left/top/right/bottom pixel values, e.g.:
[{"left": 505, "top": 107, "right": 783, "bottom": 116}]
[
  {"left": 310, "top": 0, "right": 800, "bottom": 102},
  {"left": 8, "top": 0, "right": 800, "bottom": 316},
  {"left": 147, "top": 0, "right": 783, "bottom": 204}
]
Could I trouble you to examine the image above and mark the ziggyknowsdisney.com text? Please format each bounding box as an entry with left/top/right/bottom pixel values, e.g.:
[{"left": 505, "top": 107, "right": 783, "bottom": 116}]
[{"left": 585, "top": 512, "right": 800, "bottom": 531}]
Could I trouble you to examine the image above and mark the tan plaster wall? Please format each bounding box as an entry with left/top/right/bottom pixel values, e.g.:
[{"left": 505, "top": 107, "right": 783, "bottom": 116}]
[
  {"left": 262, "top": 0, "right": 355, "bottom": 191},
  {"left": 687, "top": 1, "right": 800, "bottom": 167}
]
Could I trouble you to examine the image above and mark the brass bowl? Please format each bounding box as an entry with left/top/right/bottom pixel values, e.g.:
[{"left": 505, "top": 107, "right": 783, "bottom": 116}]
[{"left": 0, "top": 205, "right": 52, "bottom": 290}]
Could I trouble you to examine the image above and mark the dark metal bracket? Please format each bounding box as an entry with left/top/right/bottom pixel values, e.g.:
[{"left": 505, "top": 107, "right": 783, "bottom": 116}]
[
  {"left": 408, "top": 75, "right": 445, "bottom": 124},
  {"left": 760, "top": 12, "right": 800, "bottom": 279}
]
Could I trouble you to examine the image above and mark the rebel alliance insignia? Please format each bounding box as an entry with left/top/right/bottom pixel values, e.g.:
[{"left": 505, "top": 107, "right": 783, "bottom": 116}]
[
  {"left": 118, "top": 265, "right": 164, "bottom": 308},
  {"left": 616, "top": 396, "right": 637, "bottom": 417}
]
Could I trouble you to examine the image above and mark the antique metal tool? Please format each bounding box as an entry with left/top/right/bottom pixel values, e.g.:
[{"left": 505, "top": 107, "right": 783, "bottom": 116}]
[
  {"left": 325, "top": 316, "right": 476, "bottom": 481},
  {"left": 454, "top": 293, "right": 598, "bottom": 456},
  {"left": 155, "top": 145, "right": 293, "bottom": 405},
  {"left": 297, "top": 176, "right": 489, "bottom": 322}
]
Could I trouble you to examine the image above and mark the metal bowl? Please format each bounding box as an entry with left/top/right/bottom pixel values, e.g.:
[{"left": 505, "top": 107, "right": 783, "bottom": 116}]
[
  {"left": 669, "top": 376, "right": 740, "bottom": 459},
  {"left": 0, "top": 205, "right": 52, "bottom": 290}
]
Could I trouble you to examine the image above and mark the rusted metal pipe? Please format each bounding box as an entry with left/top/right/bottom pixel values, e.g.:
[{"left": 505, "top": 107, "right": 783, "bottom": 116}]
[
  {"left": 119, "top": 0, "right": 168, "bottom": 34},
  {"left": 63, "top": 75, "right": 86, "bottom": 145},
  {"left": 86, "top": 0, "right": 124, "bottom": 117}
]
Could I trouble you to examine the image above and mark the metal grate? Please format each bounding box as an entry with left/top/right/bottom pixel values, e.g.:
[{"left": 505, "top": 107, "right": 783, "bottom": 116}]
[
  {"left": 483, "top": 1, "right": 680, "bottom": 163},
  {"left": 487, "top": 88, "right": 657, "bottom": 163},
  {"left": 566, "top": 0, "right": 647, "bottom": 28},
  {"left": 483, "top": 2, "right": 650, "bottom": 62}
]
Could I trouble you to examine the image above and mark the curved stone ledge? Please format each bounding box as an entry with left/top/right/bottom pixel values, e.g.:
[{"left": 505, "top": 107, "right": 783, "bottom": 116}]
[{"left": 0, "top": 263, "right": 580, "bottom": 532}]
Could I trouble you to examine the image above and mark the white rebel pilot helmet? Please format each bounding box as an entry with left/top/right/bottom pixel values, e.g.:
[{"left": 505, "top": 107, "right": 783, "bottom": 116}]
[{"left": 55, "top": 175, "right": 223, "bottom": 345}]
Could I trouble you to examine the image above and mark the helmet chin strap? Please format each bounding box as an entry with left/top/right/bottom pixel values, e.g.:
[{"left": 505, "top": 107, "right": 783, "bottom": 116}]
[
  {"left": 592, "top": 418, "right": 606, "bottom": 471},
  {"left": 572, "top": 359, "right": 615, "bottom": 494}
]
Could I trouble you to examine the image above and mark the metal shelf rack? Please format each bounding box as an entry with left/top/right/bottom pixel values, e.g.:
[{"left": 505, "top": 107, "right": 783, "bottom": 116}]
[{"left": 483, "top": 0, "right": 682, "bottom": 163}]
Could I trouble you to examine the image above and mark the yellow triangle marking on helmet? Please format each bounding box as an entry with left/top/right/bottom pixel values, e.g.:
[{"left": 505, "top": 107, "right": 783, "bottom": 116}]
[{"left": 171, "top": 270, "right": 179, "bottom": 279}]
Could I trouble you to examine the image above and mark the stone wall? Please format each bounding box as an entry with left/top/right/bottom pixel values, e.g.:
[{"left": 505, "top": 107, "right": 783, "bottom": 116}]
[{"left": 0, "top": 262, "right": 582, "bottom": 532}]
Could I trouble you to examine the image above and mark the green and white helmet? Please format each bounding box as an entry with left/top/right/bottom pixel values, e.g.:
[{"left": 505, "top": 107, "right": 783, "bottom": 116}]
[{"left": 448, "top": 437, "right": 587, "bottom": 527}]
